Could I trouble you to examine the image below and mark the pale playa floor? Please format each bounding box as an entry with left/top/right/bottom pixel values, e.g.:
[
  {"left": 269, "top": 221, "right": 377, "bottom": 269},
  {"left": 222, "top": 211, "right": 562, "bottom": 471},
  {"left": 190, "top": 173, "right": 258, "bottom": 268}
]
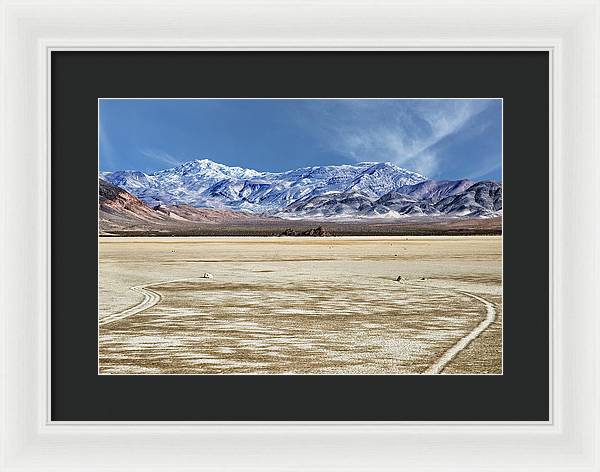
[{"left": 99, "top": 236, "right": 502, "bottom": 374}]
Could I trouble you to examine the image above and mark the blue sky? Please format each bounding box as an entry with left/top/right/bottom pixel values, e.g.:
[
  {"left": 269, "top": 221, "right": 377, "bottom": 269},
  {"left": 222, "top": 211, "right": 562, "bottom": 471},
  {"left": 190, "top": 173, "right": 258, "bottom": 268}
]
[{"left": 99, "top": 98, "right": 502, "bottom": 180}]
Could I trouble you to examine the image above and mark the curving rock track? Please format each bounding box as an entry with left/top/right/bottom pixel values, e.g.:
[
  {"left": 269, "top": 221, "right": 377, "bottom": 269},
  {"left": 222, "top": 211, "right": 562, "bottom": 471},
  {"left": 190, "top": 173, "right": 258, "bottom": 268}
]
[
  {"left": 99, "top": 277, "right": 208, "bottom": 327},
  {"left": 399, "top": 280, "right": 497, "bottom": 374}
]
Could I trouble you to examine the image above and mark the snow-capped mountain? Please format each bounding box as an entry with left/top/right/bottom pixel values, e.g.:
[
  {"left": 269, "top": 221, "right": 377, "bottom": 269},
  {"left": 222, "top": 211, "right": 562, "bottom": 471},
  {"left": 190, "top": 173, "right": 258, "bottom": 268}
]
[
  {"left": 433, "top": 181, "right": 502, "bottom": 217},
  {"left": 101, "top": 159, "right": 428, "bottom": 213},
  {"left": 281, "top": 180, "right": 502, "bottom": 219},
  {"left": 101, "top": 159, "right": 502, "bottom": 219}
]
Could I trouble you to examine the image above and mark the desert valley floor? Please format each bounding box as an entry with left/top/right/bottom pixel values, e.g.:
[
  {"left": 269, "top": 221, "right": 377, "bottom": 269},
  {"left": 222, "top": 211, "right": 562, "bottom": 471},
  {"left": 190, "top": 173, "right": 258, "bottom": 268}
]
[{"left": 98, "top": 236, "right": 502, "bottom": 375}]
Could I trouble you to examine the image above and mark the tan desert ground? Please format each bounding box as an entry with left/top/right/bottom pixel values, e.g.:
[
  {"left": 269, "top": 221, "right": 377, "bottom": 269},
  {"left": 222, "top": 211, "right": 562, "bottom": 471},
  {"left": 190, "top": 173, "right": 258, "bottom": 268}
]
[{"left": 99, "top": 236, "right": 502, "bottom": 374}]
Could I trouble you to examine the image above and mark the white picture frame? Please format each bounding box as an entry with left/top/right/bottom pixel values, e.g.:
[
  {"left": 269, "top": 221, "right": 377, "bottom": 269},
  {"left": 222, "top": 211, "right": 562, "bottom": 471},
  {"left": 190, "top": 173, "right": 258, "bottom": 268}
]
[{"left": 1, "top": 0, "right": 598, "bottom": 470}]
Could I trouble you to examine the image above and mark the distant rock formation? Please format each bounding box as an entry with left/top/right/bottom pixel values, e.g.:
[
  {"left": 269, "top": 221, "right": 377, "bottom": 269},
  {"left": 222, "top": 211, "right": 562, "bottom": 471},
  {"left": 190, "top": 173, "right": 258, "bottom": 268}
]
[{"left": 278, "top": 226, "right": 333, "bottom": 237}]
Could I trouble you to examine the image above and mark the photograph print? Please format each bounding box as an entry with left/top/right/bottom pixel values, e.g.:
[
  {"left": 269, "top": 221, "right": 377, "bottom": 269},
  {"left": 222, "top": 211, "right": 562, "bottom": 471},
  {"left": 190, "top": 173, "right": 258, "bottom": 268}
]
[{"left": 98, "top": 98, "right": 502, "bottom": 375}]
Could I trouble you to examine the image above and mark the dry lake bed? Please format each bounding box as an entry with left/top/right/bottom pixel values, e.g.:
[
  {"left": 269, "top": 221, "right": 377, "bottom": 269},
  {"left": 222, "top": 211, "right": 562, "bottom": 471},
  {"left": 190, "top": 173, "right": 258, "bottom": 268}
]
[{"left": 99, "top": 236, "right": 502, "bottom": 375}]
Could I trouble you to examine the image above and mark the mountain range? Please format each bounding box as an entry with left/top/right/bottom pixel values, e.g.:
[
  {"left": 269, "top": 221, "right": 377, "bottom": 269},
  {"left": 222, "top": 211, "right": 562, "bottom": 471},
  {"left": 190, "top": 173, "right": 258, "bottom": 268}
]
[
  {"left": 99, "top": 178, "right": 263, "bottom": 233},
  {"left": 101, "top": 159, "right": 502, "bottom": 219}
]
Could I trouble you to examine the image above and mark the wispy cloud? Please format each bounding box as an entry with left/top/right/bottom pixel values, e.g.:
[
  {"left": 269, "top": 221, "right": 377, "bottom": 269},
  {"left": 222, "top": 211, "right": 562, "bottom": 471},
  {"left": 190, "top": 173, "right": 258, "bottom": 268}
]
[
  {"left": 464, "top": 160, "right": 502, "bottom": 181},
  {"left": 301, "top": 99, "right": 498, "bottom": 178},
  {"left": 139, "top": 148, "right": 182, "bottom": 167},
  {"left": 99, "top": 123, "right": 116, "bottom": 171}
]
